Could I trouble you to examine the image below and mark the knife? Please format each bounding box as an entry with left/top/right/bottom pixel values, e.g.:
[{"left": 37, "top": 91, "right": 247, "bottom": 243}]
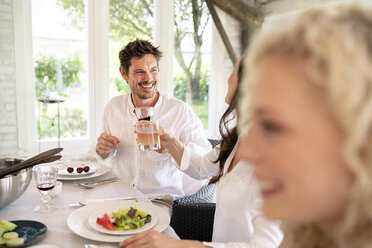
[{"left": 68, "top": 196, "right": 137, "bottom": 208}]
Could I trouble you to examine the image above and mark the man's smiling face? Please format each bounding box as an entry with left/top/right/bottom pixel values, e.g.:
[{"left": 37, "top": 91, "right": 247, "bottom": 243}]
[{"left": 120, "top": 54, "right": 159, "bottom": 104}]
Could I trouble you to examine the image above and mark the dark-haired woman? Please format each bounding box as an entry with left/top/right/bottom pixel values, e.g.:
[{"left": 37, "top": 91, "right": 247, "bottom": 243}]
[{"left": 119, "top": 59, "right": 283, "bottom": 248}]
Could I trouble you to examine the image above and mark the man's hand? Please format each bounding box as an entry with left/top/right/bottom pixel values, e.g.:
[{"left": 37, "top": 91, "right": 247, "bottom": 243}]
[{"left": 96, "top": 133, "right": 120, "bottom": 159}]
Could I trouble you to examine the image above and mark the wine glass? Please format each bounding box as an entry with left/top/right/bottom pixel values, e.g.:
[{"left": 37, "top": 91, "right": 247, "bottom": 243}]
[
  {"left": 32, "top": 164, "right": 59, "bottom": 212},
  {"left": 134, "top": 107, "right": 154, "bottom": 121}
]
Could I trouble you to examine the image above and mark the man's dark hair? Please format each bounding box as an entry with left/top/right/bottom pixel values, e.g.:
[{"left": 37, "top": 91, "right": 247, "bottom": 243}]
[{"left": 119, "top": 39, "right": 163, "bottom": 73}]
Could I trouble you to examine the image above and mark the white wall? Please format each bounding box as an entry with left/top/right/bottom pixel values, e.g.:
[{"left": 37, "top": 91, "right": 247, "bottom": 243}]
[
  {"left": 0, "top": 0, "right": 17, "bottom": 156},
  {"left": 261, "top": 0, "right": 372, "bottom": 31}
]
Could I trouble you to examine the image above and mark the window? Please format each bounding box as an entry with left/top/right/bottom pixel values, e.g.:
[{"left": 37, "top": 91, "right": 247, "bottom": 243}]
[
  {"left": 32, "top": 0, "right": 89, "bottom": 150},
  {"left": 14, "top": 0, "right": 108, "bottom": 156},
  {"left": 173, "top": 0, "right": 212, "bottom": 129},
  {"left": 108, "top": 0, "right": 154, "bottom": 98},
  {"left": 14, "top": 0, "right": 233, "bottom": 156}
]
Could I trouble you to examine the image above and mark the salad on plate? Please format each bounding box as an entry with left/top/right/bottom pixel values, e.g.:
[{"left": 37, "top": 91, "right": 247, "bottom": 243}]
[{"left": 96, "top": 206, "right": 152, "bottom": 232}]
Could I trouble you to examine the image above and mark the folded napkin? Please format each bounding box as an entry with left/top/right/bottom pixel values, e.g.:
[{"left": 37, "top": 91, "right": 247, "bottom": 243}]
[{"left": 83, "top": 194, "right": 169, "bottom": 204}]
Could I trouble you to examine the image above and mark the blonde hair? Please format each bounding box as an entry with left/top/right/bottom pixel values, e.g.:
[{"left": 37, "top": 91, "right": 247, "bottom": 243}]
[{"left": 240, "top": 4, "right": 372, "bottom": 248}]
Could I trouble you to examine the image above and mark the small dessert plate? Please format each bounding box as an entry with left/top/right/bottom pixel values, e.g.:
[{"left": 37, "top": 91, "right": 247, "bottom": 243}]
[{"left": 56, "top": 161, "right": 98, "bottom": 177}]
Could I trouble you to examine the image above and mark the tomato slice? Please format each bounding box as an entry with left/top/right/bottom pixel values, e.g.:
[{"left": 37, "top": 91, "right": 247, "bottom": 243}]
[
  {"left": 103, "top": 213, "right": 111, "bottom": 222},
  {"left": 96, "top": 217, "right": 105, "bottom": 226},
  {"left": 96, "top": 213, "right": 115, "bottom": 231}
]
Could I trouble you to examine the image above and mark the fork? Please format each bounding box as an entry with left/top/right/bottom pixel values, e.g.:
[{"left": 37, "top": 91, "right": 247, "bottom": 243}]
[
  {"left": 78, "top": 177, "right": 119, "bottom": 189},
  {"left": 80, "top": 177, "right": 120, "bottom": 184}
]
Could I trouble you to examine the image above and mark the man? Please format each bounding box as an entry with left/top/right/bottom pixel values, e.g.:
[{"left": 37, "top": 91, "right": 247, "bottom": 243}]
[{"left": 95, "top": 39, "right": 211, "bottom": 199}]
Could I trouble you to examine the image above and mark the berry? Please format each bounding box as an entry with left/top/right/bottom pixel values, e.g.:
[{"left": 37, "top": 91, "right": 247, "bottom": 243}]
[
  {"left": 77, "top": 167, "right": 83, "bottom": 173},
  {"left": 67, "top": 167, "right": 74, "bottom": 173},
  {"left": 83, "top": 166, "right": 90, "bottom": 172}
]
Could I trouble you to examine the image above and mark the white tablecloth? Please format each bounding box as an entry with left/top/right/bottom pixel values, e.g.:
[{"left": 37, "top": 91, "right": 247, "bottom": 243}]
[{"left": 0, "top": 172, "right": 178, "bottom": 247}]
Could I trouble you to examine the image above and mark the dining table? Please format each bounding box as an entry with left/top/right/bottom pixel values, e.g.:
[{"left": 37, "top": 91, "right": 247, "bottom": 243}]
[{"left": 0, "top": 164, "right": 179, "bottom": 248}]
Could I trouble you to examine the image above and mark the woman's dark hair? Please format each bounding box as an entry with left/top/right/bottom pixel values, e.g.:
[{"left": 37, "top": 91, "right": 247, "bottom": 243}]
[
  {"left": 119, "top": 39, "right": 163, "bottom": 73},
  {"left": 209, "top": 57, "right": 245, "bottom": 184}
]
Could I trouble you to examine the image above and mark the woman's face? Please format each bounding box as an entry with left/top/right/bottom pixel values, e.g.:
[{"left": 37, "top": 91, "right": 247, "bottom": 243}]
[
  {"left": 225, "top": 61, "right": 240, "bottom": 105},
  {"left": 239, "top": 54, "right": 353, "bottom": 230}
]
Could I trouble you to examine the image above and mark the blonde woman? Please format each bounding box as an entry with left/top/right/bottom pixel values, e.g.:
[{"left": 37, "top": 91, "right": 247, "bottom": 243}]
[{"left": 239, "top": 4, "right": 372, "bottom": 248}]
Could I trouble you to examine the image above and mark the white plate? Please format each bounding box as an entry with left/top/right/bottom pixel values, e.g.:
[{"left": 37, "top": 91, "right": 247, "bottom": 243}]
[
  {"left": 59, "top": 166, "right": 97, "bottom": 177},
  {"left": 67, "top": 200, "right": 170, "bottom": 242},
  {"left": 56, "top": 161, "right": 109, "bottom": 181},
  {"left": 56, "top": 161, "right": 98, "bottom": 176},
  {"left": 88, "top": 203, "right": 158, "bottom": 235},
  {"left": 58, "top": 162, "right": 97, "bottom": 175}
]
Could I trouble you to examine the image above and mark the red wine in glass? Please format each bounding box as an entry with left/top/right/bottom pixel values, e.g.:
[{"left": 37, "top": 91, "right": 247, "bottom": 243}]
[
  {"left": 37, "top": 183, "right": 55, "bottom": 191},
  {"left": 33, "top": 165, "right": 58, "bottom": 212},
  {"left": 138, "top": 116, "right": 151, "bottom": 121}
]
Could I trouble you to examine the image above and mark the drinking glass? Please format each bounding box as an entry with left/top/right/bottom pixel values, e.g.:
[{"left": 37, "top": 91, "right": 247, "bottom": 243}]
[
  {"left": 134, "top": 107, "right": 154, "bottom": 121},
  {"left": 135, "top": 121, "right": 161, "bottom": 151},
  {"left": 32, "top": 164, "right": 59, "bottom": 212}
]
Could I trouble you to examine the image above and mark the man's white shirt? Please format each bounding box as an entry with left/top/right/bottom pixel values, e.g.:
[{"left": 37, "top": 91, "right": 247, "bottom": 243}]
[{"left": 95, "top": 92, "right": 211, "bottom": 198}]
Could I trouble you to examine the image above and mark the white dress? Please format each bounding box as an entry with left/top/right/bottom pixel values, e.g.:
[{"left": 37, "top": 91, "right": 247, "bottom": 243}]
[{"left": 180, "top": 143, "right": 283, "bottom": 247}]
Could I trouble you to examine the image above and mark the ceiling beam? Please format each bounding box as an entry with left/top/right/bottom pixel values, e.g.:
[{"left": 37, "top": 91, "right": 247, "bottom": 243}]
[
  {"left": 205, "top": 0, "right": 237, "bottom": 65},
  {"left": 208, "top": 0, "right": 263, "bottom": 27}
]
